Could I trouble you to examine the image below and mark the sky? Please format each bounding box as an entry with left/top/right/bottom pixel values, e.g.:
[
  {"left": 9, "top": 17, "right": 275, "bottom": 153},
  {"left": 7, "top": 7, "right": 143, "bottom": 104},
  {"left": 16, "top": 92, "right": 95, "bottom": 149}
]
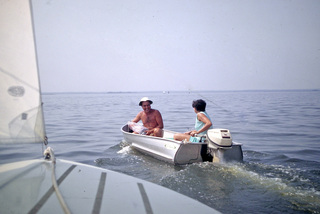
[{"left": 32, "top": 0, "right": 320, "bottom": 93}]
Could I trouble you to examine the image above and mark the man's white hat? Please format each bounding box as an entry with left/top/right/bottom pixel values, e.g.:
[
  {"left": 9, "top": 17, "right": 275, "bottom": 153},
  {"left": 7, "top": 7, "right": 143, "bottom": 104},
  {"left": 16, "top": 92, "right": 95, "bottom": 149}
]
[{"left": 139, "top": 97, "right": 153, "bottom": 106}]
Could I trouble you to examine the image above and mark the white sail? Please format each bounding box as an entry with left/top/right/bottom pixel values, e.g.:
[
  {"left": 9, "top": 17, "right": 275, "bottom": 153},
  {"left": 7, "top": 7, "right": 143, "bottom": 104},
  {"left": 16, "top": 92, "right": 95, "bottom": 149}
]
[{"left": 0, "top": 0, "right": 46, "bottom": 144}]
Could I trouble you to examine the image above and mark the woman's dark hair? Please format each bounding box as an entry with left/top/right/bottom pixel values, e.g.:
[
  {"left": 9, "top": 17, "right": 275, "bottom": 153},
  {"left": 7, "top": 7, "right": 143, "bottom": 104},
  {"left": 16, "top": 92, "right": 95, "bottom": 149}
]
[{"left": 192, "top": 99, "right": 206, "bottom": 111}]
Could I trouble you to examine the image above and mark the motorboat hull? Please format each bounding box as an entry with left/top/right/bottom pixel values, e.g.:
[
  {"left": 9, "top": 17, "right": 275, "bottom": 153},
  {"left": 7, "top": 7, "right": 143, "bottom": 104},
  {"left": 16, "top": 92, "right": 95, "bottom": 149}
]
[
  {"left": 122, "top": 124, "right": 207, "bottom": 165},
  {"left": 121, "top": 125, "right": 243, "bottom": 164}
]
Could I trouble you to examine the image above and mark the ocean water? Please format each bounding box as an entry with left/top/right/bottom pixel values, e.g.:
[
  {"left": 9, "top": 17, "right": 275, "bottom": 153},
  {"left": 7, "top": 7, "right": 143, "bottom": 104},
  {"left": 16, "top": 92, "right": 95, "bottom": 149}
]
[{"left": 1, "top": 90, "right": 320, "bottom": 213}]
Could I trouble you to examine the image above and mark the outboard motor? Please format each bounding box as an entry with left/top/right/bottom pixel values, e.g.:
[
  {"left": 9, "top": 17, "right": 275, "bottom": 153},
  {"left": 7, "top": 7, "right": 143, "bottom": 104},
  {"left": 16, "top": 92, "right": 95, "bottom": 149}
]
[
  {"left": 206, "top": 129, "right": 232, "bottom": 149},
  {"left": 204, "top": 129, "right": 243, "bottom": 163}
]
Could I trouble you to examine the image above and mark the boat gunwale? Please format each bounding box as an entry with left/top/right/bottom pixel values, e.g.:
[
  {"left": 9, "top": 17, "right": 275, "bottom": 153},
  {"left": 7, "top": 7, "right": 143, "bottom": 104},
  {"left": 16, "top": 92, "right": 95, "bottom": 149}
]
[
  {"left": 121, "top": 124, "right": 182, "bottom": 144},
  {"left": 121, "top": 124, "right": 208, "bottom": 146}
]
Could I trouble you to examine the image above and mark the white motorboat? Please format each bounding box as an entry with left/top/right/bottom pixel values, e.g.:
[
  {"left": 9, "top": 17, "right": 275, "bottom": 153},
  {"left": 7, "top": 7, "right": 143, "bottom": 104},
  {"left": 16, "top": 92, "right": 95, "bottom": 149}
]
[
  {"left": 121, "top": 124, "right": 243, "bottom": 165},
  {"left": 0, "top": 1, "right": 220, "bottom": 213}
]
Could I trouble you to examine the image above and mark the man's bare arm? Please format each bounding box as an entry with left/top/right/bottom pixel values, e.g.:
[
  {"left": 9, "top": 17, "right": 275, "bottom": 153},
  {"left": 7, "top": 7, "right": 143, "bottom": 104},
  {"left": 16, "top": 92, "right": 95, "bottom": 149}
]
[
  {"left": 155, "top": 110, "right": 164, "bottom": 129},
  {"left": 132, "top": 112, "right": 142, "bottom": 123}
]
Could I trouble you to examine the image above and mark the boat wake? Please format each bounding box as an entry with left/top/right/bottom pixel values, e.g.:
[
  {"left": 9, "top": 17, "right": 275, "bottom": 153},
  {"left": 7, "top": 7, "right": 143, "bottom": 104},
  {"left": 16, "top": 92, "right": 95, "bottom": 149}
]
[
  {"left": 117, "top": 144, "right": 132, "bottom": 155},
  {"left": 158, "top": 154, "right": 320, "bottom": 213},
  {"left": 94, "top": 140, "right": 320, "bottom": 213}
]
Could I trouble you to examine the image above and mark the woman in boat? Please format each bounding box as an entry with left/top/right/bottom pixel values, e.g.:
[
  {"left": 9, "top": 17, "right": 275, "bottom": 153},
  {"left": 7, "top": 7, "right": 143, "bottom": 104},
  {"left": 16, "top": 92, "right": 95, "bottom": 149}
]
[{"left": 174, "top": 99, "right": 212, "bottom": 142}]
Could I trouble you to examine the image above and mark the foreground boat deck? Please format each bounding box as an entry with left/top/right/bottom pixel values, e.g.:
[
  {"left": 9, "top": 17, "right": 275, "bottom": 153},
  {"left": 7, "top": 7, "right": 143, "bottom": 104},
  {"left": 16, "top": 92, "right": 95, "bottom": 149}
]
[{"left": 0, "top": 159, "right": 220, "bottom": 214}]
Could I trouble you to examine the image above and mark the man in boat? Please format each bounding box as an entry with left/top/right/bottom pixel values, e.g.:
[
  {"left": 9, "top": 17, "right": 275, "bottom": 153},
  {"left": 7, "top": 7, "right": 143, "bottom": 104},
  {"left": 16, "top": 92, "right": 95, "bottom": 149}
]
[
  {"left": 131, "top": 97, "right": 164, "bottom": 137},
  {"left": 174, "top": 99, "right": 212, "bottom": 142}
]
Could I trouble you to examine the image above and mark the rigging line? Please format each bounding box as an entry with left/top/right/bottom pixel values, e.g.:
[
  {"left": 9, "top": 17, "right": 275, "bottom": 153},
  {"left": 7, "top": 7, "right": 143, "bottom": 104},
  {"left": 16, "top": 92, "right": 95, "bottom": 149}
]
[
  {"left": 27, "top": 164, "right": 75, "bottom": 214},
  {"left": 41, "top": 136, "right": 48, "bottom": 160},
  {"left": 44, "top": 147, "right": 72, "bottom": 214},
  {"left": 0, "top": 67, "right": 40, "bottom": 92},
  {"left": 189, "top": 90, "right": 247, "bottom": 125},
  {"left": 191, "top": 90, "right": 235, "bottom": 115}
]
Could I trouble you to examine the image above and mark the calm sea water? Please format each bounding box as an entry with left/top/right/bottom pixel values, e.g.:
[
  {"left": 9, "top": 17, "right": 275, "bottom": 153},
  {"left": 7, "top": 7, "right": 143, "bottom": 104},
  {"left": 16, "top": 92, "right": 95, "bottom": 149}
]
[{"left": 1, "top": 90, "right": 320, "bottom": 213}]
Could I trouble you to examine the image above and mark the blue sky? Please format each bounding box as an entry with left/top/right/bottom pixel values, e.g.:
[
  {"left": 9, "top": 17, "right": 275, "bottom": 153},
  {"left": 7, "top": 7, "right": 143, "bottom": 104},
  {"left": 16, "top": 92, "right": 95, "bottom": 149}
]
[{"left": 32, "top": 0, "right": 320, "bottom": 93}]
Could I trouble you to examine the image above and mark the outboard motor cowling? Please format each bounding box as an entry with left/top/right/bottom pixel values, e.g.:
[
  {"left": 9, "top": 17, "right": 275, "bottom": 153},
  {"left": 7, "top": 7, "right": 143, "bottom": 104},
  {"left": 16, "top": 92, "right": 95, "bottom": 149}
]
[{"left": 206, "top": 129, "right": 232, "bottom": 149}]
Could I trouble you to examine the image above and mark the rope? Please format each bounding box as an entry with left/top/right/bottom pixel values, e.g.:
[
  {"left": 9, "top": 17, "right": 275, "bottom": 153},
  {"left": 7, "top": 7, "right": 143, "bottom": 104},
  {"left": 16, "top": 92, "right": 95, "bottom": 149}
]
[
  {"left": 191, "top": 90, "right": 234, "bottom": 115},
  {"left": 190, "top": 90, "right": 247, "bottom": 125},
  {"left": 44, "top": 147, "right": 71, "bottom": 214}
]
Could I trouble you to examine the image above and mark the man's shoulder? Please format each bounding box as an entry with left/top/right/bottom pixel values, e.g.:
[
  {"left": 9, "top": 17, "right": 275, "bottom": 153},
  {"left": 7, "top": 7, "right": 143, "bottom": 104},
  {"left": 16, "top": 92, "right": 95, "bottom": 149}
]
[
  {"left": 151, "top": 109, "right": 161, "bottom": 114},
  {"left": 137, "top": 111, "right": 145, "bottom": 117}
]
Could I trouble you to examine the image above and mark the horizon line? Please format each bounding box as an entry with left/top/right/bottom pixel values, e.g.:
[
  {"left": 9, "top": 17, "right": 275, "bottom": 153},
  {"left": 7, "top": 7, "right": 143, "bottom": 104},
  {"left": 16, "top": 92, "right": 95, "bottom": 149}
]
[{"left": 41, "top": 88, "right": 320, "bottom": 95}]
